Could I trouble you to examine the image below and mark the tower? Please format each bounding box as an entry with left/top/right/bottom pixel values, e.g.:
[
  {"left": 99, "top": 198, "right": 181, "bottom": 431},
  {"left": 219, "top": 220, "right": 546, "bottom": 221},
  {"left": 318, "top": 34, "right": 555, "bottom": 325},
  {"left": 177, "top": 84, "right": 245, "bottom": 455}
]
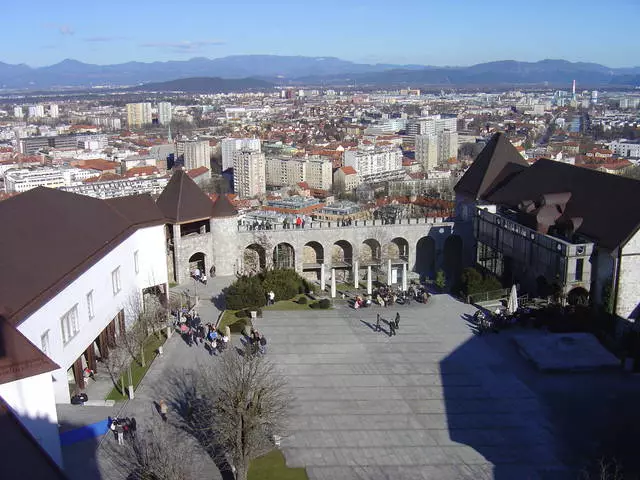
[{"left": 572, "top": 80, "right": 576, "bottom": 101}]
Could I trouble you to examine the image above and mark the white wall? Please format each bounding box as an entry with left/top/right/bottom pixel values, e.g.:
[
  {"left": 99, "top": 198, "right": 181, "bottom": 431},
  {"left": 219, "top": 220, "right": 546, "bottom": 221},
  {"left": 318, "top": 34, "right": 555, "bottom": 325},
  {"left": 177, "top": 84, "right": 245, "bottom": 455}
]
[
  {"left": 17, "top": 224, "right": 168, "bottom": 403},
  {"left": 617, "top": 229, "right": 640, "bottom": 319},
  {"left": 0, "top": 372, "right": 62, "bottom": 467}
]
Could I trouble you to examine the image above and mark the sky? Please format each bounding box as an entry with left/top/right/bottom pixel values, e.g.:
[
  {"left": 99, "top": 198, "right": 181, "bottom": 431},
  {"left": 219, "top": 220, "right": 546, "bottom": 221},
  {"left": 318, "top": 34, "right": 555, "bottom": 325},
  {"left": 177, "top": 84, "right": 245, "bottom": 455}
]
[{"left": 2, "top": 0, "right": 639, "bottom": 67}]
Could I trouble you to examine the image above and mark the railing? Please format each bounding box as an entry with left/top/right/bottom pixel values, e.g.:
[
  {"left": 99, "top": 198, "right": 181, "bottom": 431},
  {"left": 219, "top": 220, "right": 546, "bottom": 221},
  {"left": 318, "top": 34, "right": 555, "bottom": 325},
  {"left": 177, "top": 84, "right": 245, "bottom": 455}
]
[
  {"left": 467, "top": 288, "right": 509, "bottom": 305},
  {"left": 237, "top": 216, "right": 451, "bottom": 233}
]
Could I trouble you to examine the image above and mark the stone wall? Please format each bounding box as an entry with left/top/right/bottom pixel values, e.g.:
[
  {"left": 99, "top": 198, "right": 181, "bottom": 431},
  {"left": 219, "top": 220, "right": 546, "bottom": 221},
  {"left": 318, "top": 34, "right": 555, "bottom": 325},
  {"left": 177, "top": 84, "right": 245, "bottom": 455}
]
[
  {"left": 173, "top": 226, "right": 213, "bottom": 284},
  {"left": 617, "top": 229, "right": 640, "bottom": 319}
]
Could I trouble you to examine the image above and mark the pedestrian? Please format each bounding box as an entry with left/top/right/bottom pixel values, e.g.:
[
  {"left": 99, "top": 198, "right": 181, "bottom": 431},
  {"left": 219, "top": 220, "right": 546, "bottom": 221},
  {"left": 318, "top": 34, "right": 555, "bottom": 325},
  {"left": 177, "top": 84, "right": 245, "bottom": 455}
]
[
  {"left": 395, "top": 312, "right": 400, "bottom": 330},
  {"left": 259, "top": 334, "right": 267, "bottom": 355},
  {"left": 201, "top": 273, "right": 207, "bottom": 285},
  {"left": 388, "top": 320, "right": 396, "bottom": 337},
  {"left": 376, "top": 313, "right": 381, "bottom": 332},
  {"left": 210, "top": 337, "right": 217, "bottom": 355},
  {"left": 194, "top": 267, "right": 201, "bottom": 281},
  {"left": 159, "top": 400, "right": 168, "bottom": 422}
]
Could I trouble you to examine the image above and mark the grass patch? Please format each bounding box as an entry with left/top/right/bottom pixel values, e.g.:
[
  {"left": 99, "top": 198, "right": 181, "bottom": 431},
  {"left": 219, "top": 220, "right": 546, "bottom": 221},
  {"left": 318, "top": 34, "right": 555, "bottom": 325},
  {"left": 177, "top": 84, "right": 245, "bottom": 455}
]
[
  {"left": 218, "top": 310, "right": 252, "bottom": 334},
  {"left": 264, "top": 294, "right": 314, "bottom": 311},
  {"left": 106, "top": 333, "right": 166, "bottom": 401},
  {"left": 248, "top": 449, "right": 308, "bottom": 480},
  {"left": 335, "top": 282, "right": 363, "bottom": 292}
]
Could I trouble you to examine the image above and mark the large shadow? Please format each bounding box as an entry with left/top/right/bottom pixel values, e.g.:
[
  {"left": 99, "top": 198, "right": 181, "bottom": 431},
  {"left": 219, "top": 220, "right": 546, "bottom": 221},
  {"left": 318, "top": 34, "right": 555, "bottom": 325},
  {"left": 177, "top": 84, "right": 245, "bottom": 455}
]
[{"left": 441, "top": 323, "right": 640, "bottom": 478}]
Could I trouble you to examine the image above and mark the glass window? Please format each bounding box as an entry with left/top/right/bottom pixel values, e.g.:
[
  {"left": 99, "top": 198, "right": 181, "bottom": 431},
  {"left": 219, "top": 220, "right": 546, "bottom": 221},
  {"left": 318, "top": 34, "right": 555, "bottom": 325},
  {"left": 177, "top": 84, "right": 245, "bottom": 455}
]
[
  {"left": 134, "top": 250, "right": 140, "bottom": 274},
  {"left": 87, "top": 290, "right": 94, "bottom": 320},
  {"left": 60, "top": 305, "right": 79, "bottom": 344},
  {"left": 112, "top": 267, "right": 121, "bottom": 295},
  {"left": 575, "top": 258, "right": 584, "bottom": 281}
]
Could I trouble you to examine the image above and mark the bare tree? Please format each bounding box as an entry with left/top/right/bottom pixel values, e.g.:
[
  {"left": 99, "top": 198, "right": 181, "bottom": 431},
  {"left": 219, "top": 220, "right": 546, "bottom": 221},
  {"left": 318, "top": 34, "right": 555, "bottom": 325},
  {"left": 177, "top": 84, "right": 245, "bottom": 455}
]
[
  {"left": 102, "top": 337, "right": 130, "bottom": 397},
  {"left": 122, "top": 290, "right": 169, "bottom": 368},
  {"left": 183, "top": 351, "right": 292, "bottom": 480},
  {"left": 106, "top": 418, "right": 203, "bottom": 480}
]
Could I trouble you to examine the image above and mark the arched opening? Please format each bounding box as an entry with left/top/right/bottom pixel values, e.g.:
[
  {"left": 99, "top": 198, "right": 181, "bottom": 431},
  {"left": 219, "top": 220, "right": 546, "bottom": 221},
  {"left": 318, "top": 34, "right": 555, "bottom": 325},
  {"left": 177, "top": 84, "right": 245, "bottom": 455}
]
[
  {"left": 331, "top": 240, "right": 353, "bottom": 266},
  {"left": 386, "top": 237, "right": 409, "bottom": 262},
  {"left": 188, "top": 252, "right": 206, "bottom": 273},
  {"left": 360, "top": 239, "right": 382, "bottom": 265},
  {"left": 415, "top": 236, "right": 436, "bottom": 281},
  {"left": 443, "top": 235, "right": 463, "bottom": 287},
  {"left": 273, "top": 243, "right": 295, "bottom": 270},
  {"left": 567, "top": 287, "right": 590, "bottom": 306},
  {"left": 302, "top": 241, "right": 324, "bottom": 266},
  {"left": 243, "top": 244, "right": 266, "bottom": 275}
]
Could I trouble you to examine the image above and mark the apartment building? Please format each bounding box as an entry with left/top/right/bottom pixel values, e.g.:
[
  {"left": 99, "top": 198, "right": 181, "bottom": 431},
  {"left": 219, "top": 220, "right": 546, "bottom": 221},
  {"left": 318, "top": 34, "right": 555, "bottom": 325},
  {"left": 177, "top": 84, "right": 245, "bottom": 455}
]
[
  {"left": 265, "top": 156, "right": 332, "bottom": 190},
  {"left": 126, "top": 102, "right": 153, "bottom": 128},
  {"left": 343, "top": 144, "right": 403, "bottom": 183},
  {"left": 233, "top": 149, "right": 266, "bottom": 198},
  {"left": 333, "top": 166, "right": 360, "bottom": 193},
  {"left": 221, "top": 137, "right": 261, "bottom": 171},
  {"left": 610, "top": 140, "right": 640, "bottom": 158},
  {"left": 157, "top": 102, "right": 172, "bottom": 126},
  {"left": 415, "top": 134, "right": 438, "bottom": 171},
  {"left": 176, "top": 139, "right": 210, "bottom": 170}
]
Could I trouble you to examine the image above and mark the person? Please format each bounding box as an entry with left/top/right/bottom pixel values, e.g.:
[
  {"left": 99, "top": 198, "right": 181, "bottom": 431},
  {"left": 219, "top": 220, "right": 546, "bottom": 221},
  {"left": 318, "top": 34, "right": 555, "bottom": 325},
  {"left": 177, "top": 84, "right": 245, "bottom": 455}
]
[
  {"left": 201, "top": 273, "right": 207, "bottom": 285},
  {"left": 395, "top": 312, "right": 400, "bottom": 330},
  {"left": 210, "top": 337, "right": 217, "bottom": 355},
  {"left": 388, "top": 320, "right": 397, "bottom": 337},
  {"left": 159, "top": 400, "right": 168, "bottom": 422},
  {"left": 220, "top": 334, "right": 229, "bottom": 352},
  {"left": 268, "top": 290, "right": 275, "bottom": 305},
  {"left": 111, "top": 418, "right": 125, "bottom": 445},
  {"left": 259, "top": 334, "right": 267, "bottom": 355},
  {"left": 376, "top": 313, "right": 381, "bottom": 332},
  {"left": 210, "top": 265, "right": 216, "bottom": 277},
  {"left": 194, "top": 267, "right": 201, "bottom": 281}
]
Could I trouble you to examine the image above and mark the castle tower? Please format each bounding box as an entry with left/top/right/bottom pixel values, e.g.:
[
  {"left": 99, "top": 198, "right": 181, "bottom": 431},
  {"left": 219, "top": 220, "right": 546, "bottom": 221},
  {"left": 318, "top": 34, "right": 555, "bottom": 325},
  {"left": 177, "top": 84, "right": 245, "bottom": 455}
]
[{"left": 209, "top": 194, "right": 239, "bottom": 276}]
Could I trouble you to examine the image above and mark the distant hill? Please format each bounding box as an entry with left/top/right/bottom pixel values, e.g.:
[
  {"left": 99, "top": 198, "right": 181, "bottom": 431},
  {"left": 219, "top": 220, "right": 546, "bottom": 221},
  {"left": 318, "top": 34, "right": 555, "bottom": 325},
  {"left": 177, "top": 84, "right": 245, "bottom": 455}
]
[
  {"left": 129, "top": 76, "right": 272, "bottom": 93},
  {"left": 0, "top": 55, "right": 638, "bottom": 90}
]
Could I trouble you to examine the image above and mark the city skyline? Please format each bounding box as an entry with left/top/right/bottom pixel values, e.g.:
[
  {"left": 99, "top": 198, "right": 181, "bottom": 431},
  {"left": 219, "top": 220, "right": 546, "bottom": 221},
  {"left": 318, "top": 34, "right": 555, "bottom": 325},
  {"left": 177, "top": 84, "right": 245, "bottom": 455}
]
[{"left": 2, "top": 0, "right": 639, "bottom": 68}]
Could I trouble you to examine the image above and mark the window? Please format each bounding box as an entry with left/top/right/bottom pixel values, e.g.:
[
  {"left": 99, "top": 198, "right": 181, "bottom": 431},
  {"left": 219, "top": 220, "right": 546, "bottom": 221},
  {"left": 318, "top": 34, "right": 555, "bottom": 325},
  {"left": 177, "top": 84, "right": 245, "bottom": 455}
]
[
  {"left": 112, "top": 267, "right": 121, "bottom": 295},
  {"left": 134, "top": 250, "right": 140, "bottom": 274},
  {"left": 86, "top": 290, "right": 94, "bottom": 320},
  {"left": 41, "top": 330, "right": 50, "bottom": 356},
  {"left": 60, "top": 305, "right": 80, "bottom": 344},
  {"left": 575, "top": 258, "right": 584, "bottom": 282}
]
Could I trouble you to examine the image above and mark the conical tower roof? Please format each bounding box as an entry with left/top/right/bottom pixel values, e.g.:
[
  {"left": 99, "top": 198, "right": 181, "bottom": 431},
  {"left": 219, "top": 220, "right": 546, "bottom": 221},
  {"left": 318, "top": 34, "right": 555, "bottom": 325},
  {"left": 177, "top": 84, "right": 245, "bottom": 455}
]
[
  {"left": 211, "top": 194, "right": 238, "bottom": 218},
  {"left": 156, "top": 170, "right": 214, "bottom": 223},
  {"left": 454, "top": 132, "right": 529, "bottom": 200}
]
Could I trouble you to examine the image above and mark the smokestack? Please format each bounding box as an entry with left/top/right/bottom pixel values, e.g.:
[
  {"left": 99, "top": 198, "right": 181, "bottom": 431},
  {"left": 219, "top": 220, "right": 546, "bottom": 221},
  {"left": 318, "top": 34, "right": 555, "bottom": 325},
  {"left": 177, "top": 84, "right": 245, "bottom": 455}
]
[{"left": 572, "top": 79, "right": 576, "bottom": 96}]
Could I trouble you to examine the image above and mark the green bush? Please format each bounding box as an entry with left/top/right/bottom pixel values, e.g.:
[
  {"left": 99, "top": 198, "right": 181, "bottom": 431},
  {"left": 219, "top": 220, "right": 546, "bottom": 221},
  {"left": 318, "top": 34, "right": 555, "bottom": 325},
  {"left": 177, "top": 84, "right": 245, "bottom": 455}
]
[
  {"left": 225, "top": 275, "right": 266, "bottom": 310},
  {"left": 310, "top": 298, "right": 331, "bottom": 309},
  {"left": 458, "top": 267, "right": 503, "bottom": 297},
  {"left": 297, "top": 296, "right": 308, "bottom": 305},
  {"left": 261, "top": 269, "right": 306, "bottom": 302},
  {"left": 235, "top": 309, "right": 249, "bottom": 318}
]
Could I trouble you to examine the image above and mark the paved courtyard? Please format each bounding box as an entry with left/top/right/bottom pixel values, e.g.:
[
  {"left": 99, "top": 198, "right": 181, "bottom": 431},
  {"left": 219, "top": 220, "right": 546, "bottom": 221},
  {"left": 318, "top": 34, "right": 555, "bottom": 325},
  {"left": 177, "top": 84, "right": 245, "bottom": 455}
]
[{"left": 257, "top": 296, "right": 568, "bottom": 480}]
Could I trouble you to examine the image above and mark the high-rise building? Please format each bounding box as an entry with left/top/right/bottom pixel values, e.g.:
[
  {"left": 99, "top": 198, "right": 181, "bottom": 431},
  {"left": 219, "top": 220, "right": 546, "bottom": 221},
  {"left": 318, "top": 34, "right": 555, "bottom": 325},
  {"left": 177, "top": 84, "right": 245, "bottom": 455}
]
[
  {"left": 233, "top": 149, "right": 266, "bottom": 198},
  {"left": 49, "top": 104, "right": 59, "bottom": 118},
  {"left": 28, "top": 105, "right": 45, "bottom": 118},
  {"left": 415, "top": 134, "right": 439, "bottom": 171},
  {"left": 13, "top": 106, "right": 23, "bottom": 118},
  {"left": 343, "top": 144, "right": 403, "bottom": 183},
  {"left": 157, "top": 102, "right": 172, "bottom": 126},
  {"left": 438, "top": 131, "right": 458, "bottom": 166},
  {"left": 126, "top": 103, "right": 153, "bottom": 128},
  {"left": 265, "top": 157, "right": 333, "bottom": 190},
  {"left": 221, "top": 137, "right": 261, "bottom": 171},
  {"left": 175, "top": 139, "right": 211, "bottom": 170}
]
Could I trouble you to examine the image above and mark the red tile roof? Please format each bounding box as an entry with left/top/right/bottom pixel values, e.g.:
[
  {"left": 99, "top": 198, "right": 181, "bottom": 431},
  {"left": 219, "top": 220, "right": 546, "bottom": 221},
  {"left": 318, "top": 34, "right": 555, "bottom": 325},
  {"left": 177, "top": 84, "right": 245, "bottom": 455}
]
[
  {"left": 340, "top": 166, "right": 357, "bottom": 175},
  {"left": 124, "top": 166, "right": 159, "bottom": 178},
  {"left": 186, "top": 166, "right": 210, "bottom": 178}
]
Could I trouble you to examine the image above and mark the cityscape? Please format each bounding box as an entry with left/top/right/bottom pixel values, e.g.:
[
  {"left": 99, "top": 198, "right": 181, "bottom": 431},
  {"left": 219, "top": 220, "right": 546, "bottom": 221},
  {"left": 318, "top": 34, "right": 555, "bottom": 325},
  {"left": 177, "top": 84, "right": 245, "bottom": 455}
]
[{"left": 1, "top": 2, "right": 640, "bottom": 480}]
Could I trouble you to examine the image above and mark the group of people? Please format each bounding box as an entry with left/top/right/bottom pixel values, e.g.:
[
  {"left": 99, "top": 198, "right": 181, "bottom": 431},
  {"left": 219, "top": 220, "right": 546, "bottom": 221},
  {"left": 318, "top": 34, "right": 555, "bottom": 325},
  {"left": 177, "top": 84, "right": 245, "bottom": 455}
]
[
  {"left": 175, "top": 309, "right": 229, "bottom": 354},
  {"left": 353, "top": 294, "right": 372, "bottom": 309},
  {"left": 191, "top": 266, "right": 216, "bottom": 285},
  {"left": 375, "top": 312, "right": 401, "bottom": 337},
  {"left": 248, "top": 328, "right": 267, "bottom": 356},
  {"left": 109, "top": 417, "right": 137, "bottom": 446}
]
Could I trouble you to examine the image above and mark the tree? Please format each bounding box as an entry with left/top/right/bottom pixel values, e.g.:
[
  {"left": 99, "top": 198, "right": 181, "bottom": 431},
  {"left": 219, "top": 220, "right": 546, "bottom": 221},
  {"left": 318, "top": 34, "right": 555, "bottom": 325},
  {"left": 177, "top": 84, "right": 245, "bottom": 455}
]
[
  {"left": 185, "top": 351, "right": 292, "bottom": 480},
  {"left": 102, "top": 337, "right": 130, "bottom": 397},
  {"left": 107, "top": 418, "right": 202, "bottom": 480},
  {"left": 435, "top": 269, "right": 446, "bottom": 291},
  {"left": 123, "top": 290, "right": 168, "bottom": 368}
]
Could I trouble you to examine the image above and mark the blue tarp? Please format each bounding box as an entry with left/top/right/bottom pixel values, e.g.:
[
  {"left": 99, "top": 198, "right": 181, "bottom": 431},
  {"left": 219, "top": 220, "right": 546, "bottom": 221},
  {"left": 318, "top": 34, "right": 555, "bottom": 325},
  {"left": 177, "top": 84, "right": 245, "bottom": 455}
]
[{"left": 59, "top": 418, "right": 110, "bottom": 446}]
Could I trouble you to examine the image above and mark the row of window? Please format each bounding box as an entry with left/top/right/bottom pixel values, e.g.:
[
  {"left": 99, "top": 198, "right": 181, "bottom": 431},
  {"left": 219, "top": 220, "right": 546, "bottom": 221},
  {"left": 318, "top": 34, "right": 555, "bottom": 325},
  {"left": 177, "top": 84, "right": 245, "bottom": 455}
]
[{"left": 40, "top": 251, "right": 140, "bottom": 354}]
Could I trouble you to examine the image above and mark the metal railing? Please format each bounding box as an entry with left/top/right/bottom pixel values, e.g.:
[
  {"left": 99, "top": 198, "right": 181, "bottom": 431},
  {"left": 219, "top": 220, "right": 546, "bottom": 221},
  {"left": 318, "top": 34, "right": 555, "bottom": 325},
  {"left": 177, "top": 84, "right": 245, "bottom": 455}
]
[
  {"left": 237, "top": 216, "right": 450, "bottom": 233},
  {"left": 467, "top": 288, "right": 509, "bottom": 305}
]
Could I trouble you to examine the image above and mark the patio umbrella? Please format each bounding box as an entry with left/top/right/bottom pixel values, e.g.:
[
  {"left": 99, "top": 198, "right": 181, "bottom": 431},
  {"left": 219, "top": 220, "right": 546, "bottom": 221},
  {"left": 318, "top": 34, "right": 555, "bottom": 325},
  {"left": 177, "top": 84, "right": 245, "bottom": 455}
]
[{"left": 506, "top": 284, "right": 518, "bottom": 314}]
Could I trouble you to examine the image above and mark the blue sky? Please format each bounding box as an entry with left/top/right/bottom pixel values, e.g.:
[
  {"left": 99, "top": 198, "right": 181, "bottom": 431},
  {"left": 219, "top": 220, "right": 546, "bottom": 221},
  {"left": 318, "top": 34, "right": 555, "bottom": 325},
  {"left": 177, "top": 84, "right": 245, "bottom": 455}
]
[{"left": 3, "top": 0, "right": 639, "bottom": 67}]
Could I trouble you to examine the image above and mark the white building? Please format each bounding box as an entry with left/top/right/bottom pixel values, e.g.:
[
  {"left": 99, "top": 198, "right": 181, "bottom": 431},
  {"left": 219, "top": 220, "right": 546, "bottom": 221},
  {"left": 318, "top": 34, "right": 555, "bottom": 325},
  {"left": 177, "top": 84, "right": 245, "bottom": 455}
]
[
  {"left": 610, "top": 140, "right": 640, "bottom": 159},
  {"left": 28, "top": 105, "right": 45, "bottom": 118},
  {"left": 343, "top": 144, "right": 403, "bottom": 183},
  {"left": 233, "top": 149, "right": 266, "bottom": 198},
  {"left": 0, "top": 188, "right": 169, "bottom": 469},
  {"left": 5, "top": 168, "right": 67, "bottom": 192},
  {"left": 438, "top": 130, "right": 458, "bottom": 166},
  {"left": 13, "top": 106, "right": 23, "bottom": 118},
  {"left": 176, "top": 139, "right": 210, "bottom": 170},
  {"left": 157, "top": 102, "right": 172, "bottom": 126},
  {"left": 126, "top": 103, "right": 153, "bottom": 128},
  {"left": 49, "top": 104, "right": 59, "bottom": 118},
  {"left": 221, "top": 137, "right": 261, "bottom": 171},
  {"left": 265, "top": 156, "right": 332, "bottom": 190},
  {"left": 415, "top": 134, "right": 438, "bottom": 171}
]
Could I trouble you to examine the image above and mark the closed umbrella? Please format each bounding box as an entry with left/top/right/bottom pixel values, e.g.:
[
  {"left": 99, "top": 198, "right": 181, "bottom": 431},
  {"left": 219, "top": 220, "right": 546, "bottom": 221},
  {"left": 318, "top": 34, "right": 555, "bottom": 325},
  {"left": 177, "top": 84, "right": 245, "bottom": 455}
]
[{"left": 506, "top": 284, "right": 518, "bottom": 314}]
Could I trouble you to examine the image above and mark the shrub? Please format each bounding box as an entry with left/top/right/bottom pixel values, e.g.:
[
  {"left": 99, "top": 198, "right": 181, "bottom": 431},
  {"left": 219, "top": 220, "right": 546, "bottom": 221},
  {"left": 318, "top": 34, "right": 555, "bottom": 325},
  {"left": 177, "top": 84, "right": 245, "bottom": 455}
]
[
  {"left": 225, "top": 275, "right": 266, "bottom": 310},
  {"left": 235, "top": 310, "right": 249, "bottom": 318},
  {"left": 311, "top": 298, "right": 331, "bottom": 309},
  {"left": 262, "top": 269, "right": 306, "bottom": 302},
  {"left": 434, "top": 269, "right": 446, "bottom": 291},
  {"left": 297, "top": 296, "right": 308, "bottom": 305}
]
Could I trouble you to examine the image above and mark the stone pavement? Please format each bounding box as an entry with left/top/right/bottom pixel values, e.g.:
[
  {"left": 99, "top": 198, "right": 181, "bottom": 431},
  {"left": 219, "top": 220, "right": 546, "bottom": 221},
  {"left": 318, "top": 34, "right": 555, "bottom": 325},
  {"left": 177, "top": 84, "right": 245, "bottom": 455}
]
[
  {"left": 61, "top": 276, "right": 236, "bottom": 480},
  {"left": 255, "top": 295, "right": 569, "bottom": 480}
]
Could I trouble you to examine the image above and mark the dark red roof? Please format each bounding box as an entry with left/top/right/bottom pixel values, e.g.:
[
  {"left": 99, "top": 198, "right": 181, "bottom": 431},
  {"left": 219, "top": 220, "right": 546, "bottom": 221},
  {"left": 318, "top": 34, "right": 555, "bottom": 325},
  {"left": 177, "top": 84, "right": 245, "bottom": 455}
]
[
  {"left": 105, "top": 194, "right": 165, "bottom": 227},
  {"left": 210, "top": 193, "right": 238, "bottom": 218},
  {"left": 0, "top": 188, "right": 162, "bottom": 326},
  {"left": 156, "top": 170, "right": 214, "bottom": 223}
]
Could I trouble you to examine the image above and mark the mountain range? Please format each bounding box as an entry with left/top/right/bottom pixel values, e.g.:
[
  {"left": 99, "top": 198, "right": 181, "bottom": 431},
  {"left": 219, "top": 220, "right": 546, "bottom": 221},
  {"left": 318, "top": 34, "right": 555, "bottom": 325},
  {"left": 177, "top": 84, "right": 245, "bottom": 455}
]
[{"left": 0, "top": 55, "right": 639, "bottom": 90}]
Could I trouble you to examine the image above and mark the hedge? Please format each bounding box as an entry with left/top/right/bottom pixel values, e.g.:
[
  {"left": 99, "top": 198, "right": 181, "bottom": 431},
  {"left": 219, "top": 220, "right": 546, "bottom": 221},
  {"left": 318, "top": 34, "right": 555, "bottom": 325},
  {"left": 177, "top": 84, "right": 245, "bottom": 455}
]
[
  {"left": 224, "top": 269, "right": 309, "bottom": 311},
  {"left": 225, "top": 275, "right": 266, "bottom": 310}
]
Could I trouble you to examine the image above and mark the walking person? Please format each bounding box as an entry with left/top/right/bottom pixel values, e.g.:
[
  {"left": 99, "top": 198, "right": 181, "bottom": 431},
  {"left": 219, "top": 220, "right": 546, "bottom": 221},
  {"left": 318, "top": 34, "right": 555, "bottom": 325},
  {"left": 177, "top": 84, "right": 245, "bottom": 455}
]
[
  {"left": 395, "top": 312, "right": 400, "bottom": 330},
  {"left": 388, "top": 320, "right": 397, "bottom": 337},
  {"left": 159, "top": 400, "right": 168, "bottom": 422},
  {"left": 201, "top": 273, "right": 207, "bottom": 285},
  {"left": 376, "top": 313, "right": 381, "bottom": 332},
  {"left": 259, "top": 334, "right": 267, "bottom": 355}
]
